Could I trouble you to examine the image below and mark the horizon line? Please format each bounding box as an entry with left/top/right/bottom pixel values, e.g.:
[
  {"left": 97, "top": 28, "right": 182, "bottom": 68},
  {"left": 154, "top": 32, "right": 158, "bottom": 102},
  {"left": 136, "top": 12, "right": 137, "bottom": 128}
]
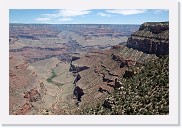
[
  {"left": 9, "top": 23, "right": 141, "bottom": 25},
  {"left": 9, "top": 21, "right": 169, "bottom": 25}
]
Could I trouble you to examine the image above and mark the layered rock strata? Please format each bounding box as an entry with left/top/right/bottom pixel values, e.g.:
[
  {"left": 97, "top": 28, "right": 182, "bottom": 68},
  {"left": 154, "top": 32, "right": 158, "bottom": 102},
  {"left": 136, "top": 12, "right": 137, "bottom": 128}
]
[{"left": 127, "top": 22, "right": 169, "bottom": 55}]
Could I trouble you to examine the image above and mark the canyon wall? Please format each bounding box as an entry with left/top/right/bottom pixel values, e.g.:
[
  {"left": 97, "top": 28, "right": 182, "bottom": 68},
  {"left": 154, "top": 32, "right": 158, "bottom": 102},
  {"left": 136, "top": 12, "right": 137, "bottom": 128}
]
[{"left": 127, "top": 22, "right": 169, "bottom": 55}]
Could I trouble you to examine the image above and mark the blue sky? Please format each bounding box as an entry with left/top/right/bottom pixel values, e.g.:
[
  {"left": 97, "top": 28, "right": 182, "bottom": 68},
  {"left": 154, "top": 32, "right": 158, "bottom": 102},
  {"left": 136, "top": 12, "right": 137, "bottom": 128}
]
[{"left": 9, "top": 9, "right": 169, "bottom": 24}]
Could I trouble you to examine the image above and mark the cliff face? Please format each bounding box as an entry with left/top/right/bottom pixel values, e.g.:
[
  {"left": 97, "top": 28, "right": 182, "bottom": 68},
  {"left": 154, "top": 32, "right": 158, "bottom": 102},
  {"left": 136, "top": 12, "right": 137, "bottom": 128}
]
[{"left": 127, "top": 22, "right": 169, "bottom": 55}]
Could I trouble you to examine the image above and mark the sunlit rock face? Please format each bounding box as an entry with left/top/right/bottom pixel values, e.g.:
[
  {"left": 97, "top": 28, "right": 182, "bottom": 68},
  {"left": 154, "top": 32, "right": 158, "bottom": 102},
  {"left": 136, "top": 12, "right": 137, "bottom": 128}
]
[{"left": 127, "top": 22, "right": 169, "bottom": 55}]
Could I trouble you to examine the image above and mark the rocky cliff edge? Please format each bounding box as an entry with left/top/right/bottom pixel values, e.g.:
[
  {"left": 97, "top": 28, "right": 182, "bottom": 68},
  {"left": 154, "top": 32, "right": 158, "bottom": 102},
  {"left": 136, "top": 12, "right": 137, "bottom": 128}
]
[{"left": 127, "top": 22, "right": 169, "bottom": 55}]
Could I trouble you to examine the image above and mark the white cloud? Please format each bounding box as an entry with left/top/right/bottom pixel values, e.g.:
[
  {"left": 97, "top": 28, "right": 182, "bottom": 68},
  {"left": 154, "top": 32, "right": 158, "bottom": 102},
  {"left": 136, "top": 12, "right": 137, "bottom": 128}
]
[
  {"left": 97, "top": 12, "right": 111, "bottom": 17},
  {"left": 154, "top": 9, "right": 168, "bottom": 14},
  {"left": 59, "top": 9, "right": 91, "bottom": 17},
  {"left": 36, "top": 18, "right": 50, "bottom": 21},
  {"left": 44, "top": 9, "right": 91, "bottom": 18},
  {"left": 36, "top": 9, "right": 91, "bottom": 23},
  {"left": 106, "top": 9, "right": 147, "bottom": 15},
  {"left": 35, "top": 17, "right": 72, "bottom": 24},
  {"left": 58, "top": 18, "right": 73, "bottom": 22}
]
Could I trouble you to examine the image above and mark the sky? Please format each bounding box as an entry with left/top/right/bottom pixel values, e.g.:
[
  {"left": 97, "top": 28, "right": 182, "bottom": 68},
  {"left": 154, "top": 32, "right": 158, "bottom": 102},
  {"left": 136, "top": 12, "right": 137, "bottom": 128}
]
[{"left": 9, "top": 9, "right": 169, "bottom": 24}]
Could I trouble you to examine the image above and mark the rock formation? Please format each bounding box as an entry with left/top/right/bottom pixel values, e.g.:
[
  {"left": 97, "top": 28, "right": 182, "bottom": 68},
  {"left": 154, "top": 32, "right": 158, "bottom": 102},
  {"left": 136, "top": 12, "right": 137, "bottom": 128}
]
[
  {"left": 24, "top": 88, "right": 41, "bottom": 102},
  {"left": 127, "top": 22, "right": 169, "bottom": 55},
  {"left": 69, "top": 63, "right": 89, "bottom": 73},
  {"left": 73, "top": 86, "right": 84, "bottom": 102}
]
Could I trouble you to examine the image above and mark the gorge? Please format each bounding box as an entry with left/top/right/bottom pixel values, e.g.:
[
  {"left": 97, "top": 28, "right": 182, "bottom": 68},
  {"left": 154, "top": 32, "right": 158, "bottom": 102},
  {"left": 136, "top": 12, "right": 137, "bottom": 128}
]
[{"left": 9, "top": 22, "right": 169, "bottom": 115}]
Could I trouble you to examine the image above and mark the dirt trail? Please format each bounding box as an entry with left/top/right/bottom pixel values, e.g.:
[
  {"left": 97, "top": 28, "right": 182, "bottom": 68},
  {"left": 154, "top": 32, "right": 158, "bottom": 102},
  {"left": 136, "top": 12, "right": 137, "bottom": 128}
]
[{"left": 51, "top": 86, "right": 62, "bottom": 113}]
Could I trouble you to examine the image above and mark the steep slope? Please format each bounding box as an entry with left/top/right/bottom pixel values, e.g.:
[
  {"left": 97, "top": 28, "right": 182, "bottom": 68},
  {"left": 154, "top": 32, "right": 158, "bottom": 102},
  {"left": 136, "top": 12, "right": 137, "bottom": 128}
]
[
  {"left": 79, "top": 22, "right": 169, "bottom": 115},
  {"left": 69, "top": 45, "right": 157, "bottom": 113},
  {"left": 81, "top": 55, "right": 169, "bottom": 115},
  {"left": 9, "top": 53, "right": 45, "bottom": 115},
  {"left": 127, "top": 22, "right": 169, "bottom": 55}
]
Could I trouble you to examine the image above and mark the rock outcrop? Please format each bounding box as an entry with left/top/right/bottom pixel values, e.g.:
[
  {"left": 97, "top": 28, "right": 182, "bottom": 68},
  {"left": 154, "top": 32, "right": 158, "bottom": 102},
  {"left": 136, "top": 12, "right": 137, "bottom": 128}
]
[
  {"left": 24, "top": 88, "right": 41, "bottom": 102},
  {"left": 127, "top": 22, "right": 169, "bottom": 55}
]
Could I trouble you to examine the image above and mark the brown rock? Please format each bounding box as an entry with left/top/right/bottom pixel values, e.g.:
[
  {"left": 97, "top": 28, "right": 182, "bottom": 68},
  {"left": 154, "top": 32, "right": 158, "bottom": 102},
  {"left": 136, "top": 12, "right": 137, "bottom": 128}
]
[
  {"left": 24, "top": 88, "right": 41, "bottom": 102},
  {"left": 13, "top": 102, "right": 33, "bottom": 115}
]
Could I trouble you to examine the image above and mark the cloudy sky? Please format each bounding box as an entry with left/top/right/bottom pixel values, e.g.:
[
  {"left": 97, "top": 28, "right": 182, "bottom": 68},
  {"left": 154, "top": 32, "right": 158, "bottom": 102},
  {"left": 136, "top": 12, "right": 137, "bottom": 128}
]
[{"left": 9, "top": 9, "right": 168, "bottom": 24}]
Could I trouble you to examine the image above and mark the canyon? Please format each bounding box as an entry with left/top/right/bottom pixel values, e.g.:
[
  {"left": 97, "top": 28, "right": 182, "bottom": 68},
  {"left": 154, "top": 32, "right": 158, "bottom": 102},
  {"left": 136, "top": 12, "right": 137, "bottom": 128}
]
[{"left": 9, "top": 22, "right": 169, "bottom": 115}]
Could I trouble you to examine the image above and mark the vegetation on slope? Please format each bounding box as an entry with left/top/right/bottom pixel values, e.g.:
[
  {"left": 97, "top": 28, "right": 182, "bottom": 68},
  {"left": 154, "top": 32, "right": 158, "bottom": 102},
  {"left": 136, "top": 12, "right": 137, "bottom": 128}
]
[
  {"left": 82, "top": 55, "right": 169, "bottom": 115},
  {"left": 47, "top": 69, "right": 57, "bottom": 83},
  {"left": 47, "top": 69, "right": 64, "bottom": 86}
]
